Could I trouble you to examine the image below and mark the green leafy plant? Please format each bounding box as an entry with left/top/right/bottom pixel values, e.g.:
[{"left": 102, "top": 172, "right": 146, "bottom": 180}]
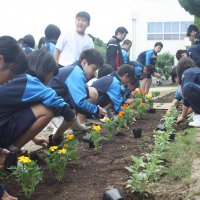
[
  {"left": 122, "top": 104, "right": 135, "bottom": 124},
  {"left": 116, "top": 111, "right": 128, "bottom": 131},
  {"left": 151, "top": 91, "right": 160, "bottom": 97},
  {"left": 46, "top": 146, "right": 69, "bottom": 181},
  {"left": 87, "top": 124, "right": 103, "bottom": 151},
  {"left": 103, "top": 117, "right": 116, "bottom": 141},
  {"left": 11, "top": 156, "right": 43, "bottom": 198}
]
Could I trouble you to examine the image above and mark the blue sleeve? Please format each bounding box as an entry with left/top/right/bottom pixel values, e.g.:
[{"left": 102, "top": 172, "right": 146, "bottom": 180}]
[
  {"left": 175, "top": 88, "right": 182, "bottom": 101},
  {"left": 121, "top": 49, "right": 129, "bottom": 64},
  {"left": 23, "top": 75, "right": 72, "bottom": 120},
  {"left": 145, "top": 50, "right": 153, "bottom": 65},
  {"left": 66, "top": 67, "right": 98, "bottom": 114},
  {"left": 107, "top": 78, "right": 123, "bottom": 113}
]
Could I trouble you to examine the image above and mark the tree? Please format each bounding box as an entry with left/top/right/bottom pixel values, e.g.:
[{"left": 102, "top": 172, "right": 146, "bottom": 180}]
[
  {"left": 178, "top": 0, "right": 200, "bottom": 17},
  {"left": 155, "top": 52, "right": 174, "bottom": 80},
  {"left": 94, "top": 37, "right": 106, "bottom": 62}
]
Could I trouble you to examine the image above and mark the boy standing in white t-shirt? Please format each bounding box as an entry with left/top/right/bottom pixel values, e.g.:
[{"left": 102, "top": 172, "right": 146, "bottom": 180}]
[{"left": 54, "top": 11, "right": 94, "bottom": 68}]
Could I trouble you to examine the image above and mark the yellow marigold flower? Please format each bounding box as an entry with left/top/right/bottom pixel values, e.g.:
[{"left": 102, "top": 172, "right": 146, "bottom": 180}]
[
  {"left": 104, "top": 117, "right": 110, "bottom": 122},
  {"left": 49, "top": 146, "right": 59, "bottom": 152},
  {"left": 18, "top": 156, "right": 32, "bottom": 164},
  {"left": 117, "top": 111, "right": 125, "bottom": 118},
  {"left": 58, "top": 148, "right": 66, "bottom": 154},
  {"left": 92, "top": 125, "right": 101, "bottom": 132},
  {"left": 146, "top": 94, "right": 153, "bottom": 99},
  {"left": 63, "top": 144, "right": 68, "bottom": 149},
  {"left": 66, "top": 133, "right": 74, "bottom": 141}
]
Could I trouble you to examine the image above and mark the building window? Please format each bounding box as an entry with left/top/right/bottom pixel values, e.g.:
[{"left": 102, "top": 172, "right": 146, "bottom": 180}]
[{"left": 147, "top": 21, "right": 193, "bottom": 40}]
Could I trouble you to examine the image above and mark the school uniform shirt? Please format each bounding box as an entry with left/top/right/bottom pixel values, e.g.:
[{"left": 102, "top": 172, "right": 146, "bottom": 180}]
[
  {"left": 136, "top": 49, "right": 157, "bottom": 66},
  {"left": 181, "top": 67, "right": 200, "bottom": 107},
  {"left": 42, "top": 39, "right": 57, "bottom": 55},
  {"left": 0, "top": 74, "right": 73, "bottom": 127},
  {"left": 91, "top": 71, "right": 124, "bottom": 113},
  {"left": 49, "top": 62, "right": 99, "bottom": 115},
  {"left": 121, "top": 48, "right": 130, "bottom": 64},
  {"left": 188, "top": 44, "right": 200, "bottom": 66},
  {"left": 106, "top": 36, "right": 124, "bottom": 71},
  {"left": 56, "top": 30, "right": 94, "bottom": 67}
]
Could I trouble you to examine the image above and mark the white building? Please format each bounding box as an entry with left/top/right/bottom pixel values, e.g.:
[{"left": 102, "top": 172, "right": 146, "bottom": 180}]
[{"left": 128, "top": 0, "right": 194, "bottom": 60}]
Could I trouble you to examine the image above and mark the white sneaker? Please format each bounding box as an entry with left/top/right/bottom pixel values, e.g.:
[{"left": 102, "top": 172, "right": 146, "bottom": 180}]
[{"left": 189, "top": 115, "right": 200, "bottom": 127}]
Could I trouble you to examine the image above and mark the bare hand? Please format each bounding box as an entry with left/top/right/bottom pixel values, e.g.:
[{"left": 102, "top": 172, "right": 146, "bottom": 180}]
[
  {"left": 0, "top": 149, "right": 10, "bottom": 170},
  {"left": 98, "top": 106, "right": 107, "bottom": 116},
  {"left": 177, "top": 115, "right": 185, "bottom": 124},
  {"left": 32, "top": 137, "right": 48, "bottom": 147},
  {"left": 154, "top": 73, "right": 161, "bottom": 78}
]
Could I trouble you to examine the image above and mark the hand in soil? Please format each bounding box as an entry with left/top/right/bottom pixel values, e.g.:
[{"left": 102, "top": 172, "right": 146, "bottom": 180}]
[
  {"left": 32, "top": 137, "right": 48, "bottom": 147},
  {"left": 177, "top": 115, "right": 185, "bottom": 124},
  {"left": 1, "top": 190, "right": 18, "bottom": 200}
]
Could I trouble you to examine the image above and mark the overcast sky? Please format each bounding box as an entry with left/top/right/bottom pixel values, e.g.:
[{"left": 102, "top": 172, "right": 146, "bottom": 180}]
[{"left": 0, "top": 0, "right": 189, "bottom": 44}]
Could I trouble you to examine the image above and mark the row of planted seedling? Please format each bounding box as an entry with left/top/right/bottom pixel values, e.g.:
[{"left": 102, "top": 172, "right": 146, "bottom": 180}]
[
  {"left": 86, "top": 89, "right": 160, "bottom": 151},
  {"left": 125, "top": 105, "right": 180, "bottom": 196},
  {"left": 9, "top": 133, "right": 79, "bottom": 198},
  {"left": 7, "top": 89, "right": 159, "bottom": 197}
]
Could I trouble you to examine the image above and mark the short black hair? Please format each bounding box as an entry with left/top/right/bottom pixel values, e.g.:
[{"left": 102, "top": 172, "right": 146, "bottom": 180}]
[
  {"left": 38, "top": 37, "right": 46, "bottom": 49},
  {"left": 115, "top": 27, "right": 128, "bottom": 35},
  {"left": 79, "top": 48, "right": 104, "bottom": 68},
  {"left": 187, "top": 24, "right": 199, "bottom": 36},
  {"left": 27, "top": 49, "right": 58, "bottom": 83},
  {"left": 76, "top": 11, "right": 90, "bottom": 23},
  {"left": 176, "top": 57, "right": 197, "bottom": 84},
  {"left": 0, "top": 35, "right": 28, "bottom": 75},
  {"left": 117, "top": 64, "right": 134, "bottom": 78},
  {"left": 22, "top": 34, "right": 35, "bottom": 48},
  {"left": 154, "top": 42, "right": 163, "bottom": 48},
  {"left": 144, "top": 64, "right": 155, "bottom": 74},
  {"left": 175, "top": 49, "right": 188, "bottom": 61},
  {"left": 122, "top": 39, "right": 132, "bottom": 46},
  {"left": 45, "top": 24, "right": 61, "bottom": 40},
  {"left": 98, "top": 64, "right": 113, "bottom": 78}
]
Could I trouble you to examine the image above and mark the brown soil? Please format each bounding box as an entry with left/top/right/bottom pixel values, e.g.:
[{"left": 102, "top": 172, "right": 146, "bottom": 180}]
[{"left": 4, "top": 92, "right": 188, "bottom": 200}]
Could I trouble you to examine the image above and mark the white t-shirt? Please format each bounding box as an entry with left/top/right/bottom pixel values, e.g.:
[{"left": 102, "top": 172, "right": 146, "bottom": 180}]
[{"left": 56, "top": 30, "right": 94, "bottom": 67}]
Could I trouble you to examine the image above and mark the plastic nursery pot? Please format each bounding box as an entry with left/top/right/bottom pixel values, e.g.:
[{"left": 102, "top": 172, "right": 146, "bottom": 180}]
[
  {"left": 132, "top": 128, "right": 142, "bottom": 138},
  {"left": 156, "top": 123, "right": 166, "bottom": 132},
  {"left": 103, "top": 188, "right": 124, "bottom": 200},
  {"left": 168, "top": 133, "right": 175, "bottom": 141},
  {"left": 147, "top": 108, "right": 156, "bottom": 113},
  {"left": 89, "top": 140, "right": 95, "bottom": 149}
]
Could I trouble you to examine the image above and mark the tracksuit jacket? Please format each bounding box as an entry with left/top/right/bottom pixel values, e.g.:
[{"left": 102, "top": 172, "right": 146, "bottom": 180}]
[
  {"left": 0, "top": 74, "right": 72, "bottom": 127},
  {"left": 49, "top": 62, "right": 99, "bottom": 115},
  {"left": 106, "top": 36, "right": 124, "bottom": 71}
]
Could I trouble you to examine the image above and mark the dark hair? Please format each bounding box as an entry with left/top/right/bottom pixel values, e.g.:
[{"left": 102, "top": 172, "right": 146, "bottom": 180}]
[
  {"left": 115, "top": 27, "right": 128, "bottom": 35},
  {"left": 187, "top": 24, "right": 199, "bottom": 36},
  {"left": 79, "top": 49, "right": 104, "bottom": 68},
  {"left": 76, "top": 11, "right": 90, "bottom": 23},
  {"left": 154, "top": 42, "right": 163, "bottom": 48},
  {"left": 45, "top": 24, "right": 61, "bottom": 41},
  {"left": 171, "top": 66, "right": 177, "bottom": 84},
  {"left": 38, "top": 37, "right": 46, "bottom": 49},
  {"left": 27, "top": 49, "right": 58, "bottom": 83},
  {"left": 122, "top": 39, "right": 132, "bottom": 46},
  {"left": 117, "top": 64, "right": 134, "bottom": 78},
  {"left": 22, "top": 34, "right": 35, "bottom": 48},
  {"left": 175, "top": 49, "right": 188, "bottom": 61},
  {"left": 176, "top": 57, "right": 197, "bottom": 84},
  {"left": 0, "top": 36, "right": 28, "bottom": 75},
  {"left": 144, "top": 64, "right": 155, "bottom": 74},
  {"left": 98, "top": 64, "right": 113, "bottom": 78}
]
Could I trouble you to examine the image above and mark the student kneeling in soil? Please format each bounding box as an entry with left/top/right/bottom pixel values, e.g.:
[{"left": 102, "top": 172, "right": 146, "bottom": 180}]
[
  {"left": 0, "top": 36, "right": 75, "bottom": 151},
  {"left": 176, "top": 57, "right": 200, "bottom": 127},
  {"left": 49, "top": 49, "right": 107, "bottom": 124},
  {"left": 91, "top": 64, "right": 135, "bottom": 115}
]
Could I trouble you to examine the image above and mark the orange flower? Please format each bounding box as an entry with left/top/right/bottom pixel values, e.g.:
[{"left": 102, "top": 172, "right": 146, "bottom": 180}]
[
  {"left": 129, "top": 103, "right": 134, "bottom": 108},
  {"left": 117, "top": 111, "right": 125, "bottom": 118}
]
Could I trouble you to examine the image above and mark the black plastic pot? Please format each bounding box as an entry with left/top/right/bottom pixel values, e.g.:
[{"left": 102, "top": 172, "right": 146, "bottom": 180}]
[
  {"left": 148, "top": 108, "right": 156, "bottom": 113},
  {"left": 156, "top": 123, "right": 166, "bottom": 131},
  {"left": 103, "top": 188, "right": 124, "bottom": 200},
  {"left": 82, "top": 135, "right": 91, "bottom": 143},
  {"left": 133, "top": 128, "right": 142, "bottom": 138},
  {"left": 168, "top": 133, "right": 175, "bottom": 141},
  {"left": 89, "top": 141, "right": 95, "bottom": 148}
]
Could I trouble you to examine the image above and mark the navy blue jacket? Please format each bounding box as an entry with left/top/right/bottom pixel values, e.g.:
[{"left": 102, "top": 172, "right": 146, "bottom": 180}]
[
  {"left": 194, "top": 32, "right": 200, "bottom": 45},
  {"left": 0, "top": 74, "right": 72, "bottom": 127},
  {"left": 188, "top": 44, "right": 200, "bottom": 66},
  {"left": 42, "top": 39, "right": 56, "bottom": 55},
  {"left": 49, "top": 63, "right": 99, "bottom": 115},
  {"left": 91, "top": 72, "right": 124, "bottom": 113},
  {"left": 136, "top": 49, "right": 157, "bottom": 66},
  {"left": 181, "top": 67, "right": 200, "bottom": 106},
  {"left": 106, "top": 36, "right": 124, "bottom": 71}
]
